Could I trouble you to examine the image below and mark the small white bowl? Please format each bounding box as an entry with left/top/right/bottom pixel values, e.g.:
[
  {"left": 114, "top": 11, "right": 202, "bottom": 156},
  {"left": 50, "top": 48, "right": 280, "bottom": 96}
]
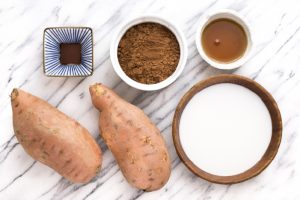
[
  {"left": 195, "top": 9, "right": 253, "bottom": 70},
  {"left": 110, "top": 15, "right": 188, "bottom": 91}
]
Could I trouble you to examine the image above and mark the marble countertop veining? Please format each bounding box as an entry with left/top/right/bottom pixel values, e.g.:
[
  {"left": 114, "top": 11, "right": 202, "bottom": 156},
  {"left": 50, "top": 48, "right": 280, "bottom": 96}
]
[{"left": 0, "top": 0, "right": 299, "bottom": 199}]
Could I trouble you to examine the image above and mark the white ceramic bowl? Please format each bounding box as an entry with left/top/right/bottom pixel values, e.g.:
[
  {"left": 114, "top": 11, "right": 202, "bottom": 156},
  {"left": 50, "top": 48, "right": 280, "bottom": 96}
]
[
  {"left": 195, "top": 9, "right": 253, "bottom": 70},
  {"left": 110, "top": 15, "right": 188, "bottom": 91}
]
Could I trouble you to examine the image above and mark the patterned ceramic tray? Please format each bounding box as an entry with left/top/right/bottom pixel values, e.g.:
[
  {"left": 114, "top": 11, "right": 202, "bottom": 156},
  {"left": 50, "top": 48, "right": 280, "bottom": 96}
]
[{"left": 43, "top": 27, "right": 93, "bottom": 77}]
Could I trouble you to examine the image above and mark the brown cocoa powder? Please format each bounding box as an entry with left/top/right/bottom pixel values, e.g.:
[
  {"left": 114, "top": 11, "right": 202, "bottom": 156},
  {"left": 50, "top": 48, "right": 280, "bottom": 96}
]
[{"left": 117, "top": 22, "right": 180, "bottom": 84}]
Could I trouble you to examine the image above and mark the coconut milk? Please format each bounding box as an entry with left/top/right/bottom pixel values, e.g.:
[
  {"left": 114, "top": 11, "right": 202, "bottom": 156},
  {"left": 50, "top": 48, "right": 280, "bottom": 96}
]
[{"left": 179, "top": 83, "right": 272, "bottom": 176}]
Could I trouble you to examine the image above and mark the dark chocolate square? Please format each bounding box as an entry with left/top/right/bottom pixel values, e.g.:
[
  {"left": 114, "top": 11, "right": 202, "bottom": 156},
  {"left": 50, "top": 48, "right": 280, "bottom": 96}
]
[{"left": 60, "top": 43, "right": 82, "bottom": 65}]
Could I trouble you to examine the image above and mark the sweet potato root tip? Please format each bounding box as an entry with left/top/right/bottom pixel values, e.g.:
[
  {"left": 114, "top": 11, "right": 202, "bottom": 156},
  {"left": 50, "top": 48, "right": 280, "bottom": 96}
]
[
  {"left": 11, "top": 88, "right": 19, "bottom": 101},
  {"left": 90, "top": 84, "right": 106, "bottom": 96}
]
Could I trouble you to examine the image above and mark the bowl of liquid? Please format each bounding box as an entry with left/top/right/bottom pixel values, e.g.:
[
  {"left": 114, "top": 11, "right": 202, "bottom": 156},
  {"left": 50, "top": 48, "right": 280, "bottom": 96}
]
[
  {"left": 196, "top": 9, "right": 252, "bottom": 70},
  {"left": 172, "top": 74, "right": 282, "bottom": 184}
]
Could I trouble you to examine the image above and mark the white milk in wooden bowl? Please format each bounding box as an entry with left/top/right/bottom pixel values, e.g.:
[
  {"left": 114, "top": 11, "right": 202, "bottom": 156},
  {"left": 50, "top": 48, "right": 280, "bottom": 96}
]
[{"left": 180, "top": 83, "right": 272, "bottom": 176}]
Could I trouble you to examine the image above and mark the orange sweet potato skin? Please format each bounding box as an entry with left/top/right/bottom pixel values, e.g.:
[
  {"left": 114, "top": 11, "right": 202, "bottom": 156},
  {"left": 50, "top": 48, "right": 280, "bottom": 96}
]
[
  {"left": 90, "top": 83, "right": 171, "bottom": 191},
  {"left": 11, "top": 89, "right": 102, "bottom": 183}
]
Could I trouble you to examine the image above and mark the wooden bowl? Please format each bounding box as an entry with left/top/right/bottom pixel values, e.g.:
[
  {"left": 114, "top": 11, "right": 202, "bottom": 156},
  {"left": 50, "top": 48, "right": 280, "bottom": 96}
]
[{"left": 172, "top": 74, "right": 282, "bottom": 184}]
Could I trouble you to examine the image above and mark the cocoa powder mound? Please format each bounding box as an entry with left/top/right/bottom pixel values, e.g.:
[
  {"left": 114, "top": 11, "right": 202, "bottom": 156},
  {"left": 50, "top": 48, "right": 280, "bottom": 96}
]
[{"left": 117, "top": 22, "right": 180, "bottom": 84}]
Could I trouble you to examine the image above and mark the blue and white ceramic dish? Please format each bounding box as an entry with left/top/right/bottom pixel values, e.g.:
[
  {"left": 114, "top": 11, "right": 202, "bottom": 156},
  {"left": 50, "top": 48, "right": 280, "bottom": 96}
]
[{"left": 43, "top": 27, "right": 93, "bottom": 77}]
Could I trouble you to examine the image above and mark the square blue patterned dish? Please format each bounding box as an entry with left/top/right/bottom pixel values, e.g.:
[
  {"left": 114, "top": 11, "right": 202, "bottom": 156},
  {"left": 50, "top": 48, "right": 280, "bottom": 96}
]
[{"left": 43, "top": 27, "right": 93, "bottom": 77}]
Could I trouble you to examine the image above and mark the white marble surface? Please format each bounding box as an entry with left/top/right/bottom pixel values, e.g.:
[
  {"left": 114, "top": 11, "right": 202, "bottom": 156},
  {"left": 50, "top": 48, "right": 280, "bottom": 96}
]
[{"left": 0, "top": 0, "right": 299, "bottom": 199}]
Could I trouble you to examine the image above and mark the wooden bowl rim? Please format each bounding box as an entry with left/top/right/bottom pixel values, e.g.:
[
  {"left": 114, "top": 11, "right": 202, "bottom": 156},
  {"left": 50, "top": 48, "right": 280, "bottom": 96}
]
[{"left": 172, "top": 74, "right": 282, "bottom": 184}]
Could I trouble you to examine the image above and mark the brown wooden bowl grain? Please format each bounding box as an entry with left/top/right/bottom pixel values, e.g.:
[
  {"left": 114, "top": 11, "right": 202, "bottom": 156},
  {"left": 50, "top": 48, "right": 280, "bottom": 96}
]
[{"left": 172, "top": 74, "right": 282, "bottom": 184}]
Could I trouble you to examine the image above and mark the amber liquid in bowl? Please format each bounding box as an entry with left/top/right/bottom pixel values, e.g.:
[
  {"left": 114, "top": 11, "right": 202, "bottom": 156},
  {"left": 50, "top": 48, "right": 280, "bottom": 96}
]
[{"left": 201, "top": 18, "right": 247, "bottom": 63}]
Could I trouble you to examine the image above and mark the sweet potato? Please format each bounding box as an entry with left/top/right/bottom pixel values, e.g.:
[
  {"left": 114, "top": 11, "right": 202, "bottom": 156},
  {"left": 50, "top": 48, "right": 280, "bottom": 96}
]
[
  {"left": 11, "top": 89, "right": 102, "bottom": 183},
  {"left": 89, "top": 83, "right": 171, "bottom": 191}
]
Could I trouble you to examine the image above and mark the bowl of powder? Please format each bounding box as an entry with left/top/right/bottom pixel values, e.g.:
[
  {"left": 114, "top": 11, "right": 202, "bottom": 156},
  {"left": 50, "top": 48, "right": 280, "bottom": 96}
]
[{"left": 110, "top": 15, "right": 188, "bottom": 91}]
